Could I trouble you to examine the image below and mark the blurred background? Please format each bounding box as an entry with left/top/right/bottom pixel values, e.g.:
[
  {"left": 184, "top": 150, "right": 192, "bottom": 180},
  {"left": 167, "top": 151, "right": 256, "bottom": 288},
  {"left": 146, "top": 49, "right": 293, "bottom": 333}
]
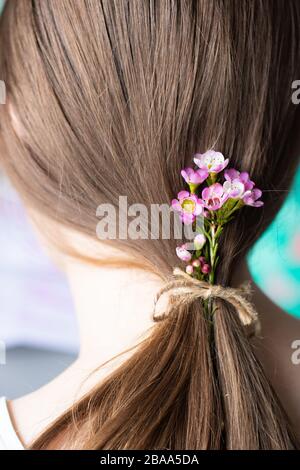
[
  {"left": 249, "top": 169, "right": 300, "bottom": 318},
  {"left": 0, "top": 0, "right": 299, "bottom": 399},
  {"left": 0, "top": 176, "right": 79, "bottom": 397}
]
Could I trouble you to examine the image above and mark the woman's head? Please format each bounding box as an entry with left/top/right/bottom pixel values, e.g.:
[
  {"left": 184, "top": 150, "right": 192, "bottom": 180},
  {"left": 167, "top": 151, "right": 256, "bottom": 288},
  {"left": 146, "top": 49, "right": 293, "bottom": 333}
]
[
  {"left": 1, "top": 0, "right": 300, "bottom": 278},
  {"left": 1, "top": 0, "right": 300, "bottom": 449}
]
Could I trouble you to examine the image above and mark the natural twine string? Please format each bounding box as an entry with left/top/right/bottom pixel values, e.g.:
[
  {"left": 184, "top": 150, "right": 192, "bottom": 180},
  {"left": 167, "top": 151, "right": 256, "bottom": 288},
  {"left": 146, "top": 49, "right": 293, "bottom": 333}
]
[{"left": 153, "top": 267, "right": 260, "bottom": 335}]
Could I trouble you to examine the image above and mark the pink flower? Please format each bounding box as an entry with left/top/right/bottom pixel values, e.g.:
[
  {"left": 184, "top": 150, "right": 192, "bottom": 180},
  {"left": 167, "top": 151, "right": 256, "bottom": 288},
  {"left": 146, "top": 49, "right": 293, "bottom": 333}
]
[
  {"left": 186, "top": 265, "right": 194, "bottom": 275},
  {"left": 223, "top": 179, "right": 245, "bottom": 198},
  {"left": 225, "top": 169, "right": 254, "bottom": 188},
  {"left": 243, "top": 188, "right": 264, "bottom": 207},
  {"left": 201, "top": 263, "right": 211, "bottom": 274},
  {"left": 171, "top": 190, "right": 204, "bottom": 224},
  {"left": 223, "top": 168, "right": 255, "bottom": 199},
  {"left": 191, "top": 255, "right": 211, "bottom": 274},
  {"left": 181, "top": 167, "right": 208, "bottom": 185},
  {"left": 192, "top": 259, "right": 201, "bottom": 268},
  {"left": 176, "top": 244, "right": 192, "bottom": 262},
  {"left": 193, "top": 233, "right": 206, "bottom": 250},
  {"left": 201, "top": 183, "right": 228, "bottom": 211},
  {"left": 194, "top": 150, "right": 229, "bottom": 174}
]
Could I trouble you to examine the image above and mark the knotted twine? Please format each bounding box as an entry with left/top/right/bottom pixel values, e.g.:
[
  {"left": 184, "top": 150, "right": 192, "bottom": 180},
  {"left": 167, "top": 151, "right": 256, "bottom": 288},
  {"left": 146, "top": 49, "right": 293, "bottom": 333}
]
[{"left": 153, "top": 267, "right": 260, "bottom": 335}]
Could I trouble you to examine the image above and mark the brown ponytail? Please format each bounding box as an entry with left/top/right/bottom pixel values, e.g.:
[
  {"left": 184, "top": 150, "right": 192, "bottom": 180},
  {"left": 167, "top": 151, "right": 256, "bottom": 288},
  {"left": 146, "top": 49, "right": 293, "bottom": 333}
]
[
  {"left": 1, "top": 0, "right": 300, "bottom": 449},
  {"left": 34, "top": 276, "right": 297, "bottom": 449}
]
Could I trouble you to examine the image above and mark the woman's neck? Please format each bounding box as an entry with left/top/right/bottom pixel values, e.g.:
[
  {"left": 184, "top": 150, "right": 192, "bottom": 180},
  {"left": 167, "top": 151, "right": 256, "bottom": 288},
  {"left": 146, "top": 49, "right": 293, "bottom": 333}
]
[
  {"left": 67, "top": 262, "right": 163, "bottom": 365},
  {"left": 9, "top": 263, "right": 164, "bottom": 447}
]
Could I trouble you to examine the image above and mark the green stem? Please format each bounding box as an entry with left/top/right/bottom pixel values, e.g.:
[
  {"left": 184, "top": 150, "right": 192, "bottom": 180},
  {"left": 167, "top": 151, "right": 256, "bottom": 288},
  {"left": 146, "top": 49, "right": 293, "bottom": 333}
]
[
  {"left": 209, "top": 224, "right": 218, "bottom": 284},
  {"left": 207, "top": 222, "right": 223, "bottom": 284}
]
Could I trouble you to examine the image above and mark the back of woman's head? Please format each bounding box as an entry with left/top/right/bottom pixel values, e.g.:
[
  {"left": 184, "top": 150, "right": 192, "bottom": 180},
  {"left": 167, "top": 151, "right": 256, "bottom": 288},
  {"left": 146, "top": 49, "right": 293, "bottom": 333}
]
[{"left": 1, "top": 0, "right": 300, "bottom": 449}]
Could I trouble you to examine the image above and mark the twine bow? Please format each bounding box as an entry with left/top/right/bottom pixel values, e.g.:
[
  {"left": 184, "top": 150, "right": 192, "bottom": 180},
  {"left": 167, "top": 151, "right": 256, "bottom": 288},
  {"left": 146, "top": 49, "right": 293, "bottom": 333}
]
[{"left": 153, "top": 267, "right": 260, "bottom": 334}]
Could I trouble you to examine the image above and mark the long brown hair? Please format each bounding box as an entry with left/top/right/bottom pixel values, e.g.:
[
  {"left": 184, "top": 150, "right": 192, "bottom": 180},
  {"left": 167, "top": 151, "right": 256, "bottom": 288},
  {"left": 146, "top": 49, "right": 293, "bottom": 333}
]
[{"left": 1, "top": 0, "right": 300, "bottom": 449}]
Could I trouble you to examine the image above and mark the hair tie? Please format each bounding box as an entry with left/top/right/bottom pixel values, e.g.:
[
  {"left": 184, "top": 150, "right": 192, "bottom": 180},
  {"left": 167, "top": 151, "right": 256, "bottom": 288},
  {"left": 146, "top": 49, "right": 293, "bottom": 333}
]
[{"left": 153, "top": 268, "right": 260, "bottom": 335}]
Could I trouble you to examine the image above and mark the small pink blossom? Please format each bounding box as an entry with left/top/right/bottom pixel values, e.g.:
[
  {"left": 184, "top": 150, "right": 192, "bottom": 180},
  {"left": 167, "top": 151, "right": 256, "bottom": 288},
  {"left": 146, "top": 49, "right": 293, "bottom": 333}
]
[
  {"left": 194, "top": 150, "right": 229, "bottom": 174},
  {"left": 194, "top": 233, "right": 206, "bottom": 250},
  {"left": 201, "top": 263, "right": 211, "bottom": 274},
  {"left": 192, "top": 259, "right": 201, "bottom": 268},
  {"left": 198, "top": 256, "right": 211, "bottom": 274},
  {"left": 181, "top": 167, "right": 208, "bottom": 185},
  {"left": 176, "top": 244, "right": 192, "bottom": 262},
  {"left": 223, "top": 179, "right": 245, "bottom": 198},
  {"left": 202, "top": 183, "right": 228, "bottom": 211},
  {"left": 186, "top": 265, "right": 194, "bottom": 275},
  {"left": 191, "top": 256, "right": 211, "bottom": 274},
  {"left": 224, "top": 168, "right": 255, "bottom": 191},
  {"left": 243, "top": 188, "right": 264, "bottom": 207},
  {"left": 171, "top": 190, "right": 204, "bottom": 224}
]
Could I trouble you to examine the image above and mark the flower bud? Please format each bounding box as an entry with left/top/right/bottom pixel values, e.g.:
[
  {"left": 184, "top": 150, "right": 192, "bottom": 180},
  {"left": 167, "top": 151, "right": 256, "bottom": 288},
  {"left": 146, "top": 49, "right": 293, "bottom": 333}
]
[
  {"left": 192, "top": 259, "right": 201, "bottom": 268},
  {"left": 201, "top": 263, "right": 211, "bottom": 274},
  {"left": 186, "top": 265, "right": 194, "bottom": 275}
]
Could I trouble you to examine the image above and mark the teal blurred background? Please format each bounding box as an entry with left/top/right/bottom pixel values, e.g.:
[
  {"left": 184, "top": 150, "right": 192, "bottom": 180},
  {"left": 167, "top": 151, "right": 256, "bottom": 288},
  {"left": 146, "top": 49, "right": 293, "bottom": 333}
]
[{"left": 248, "top": 168, "right": 300, "bottom": 318}]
